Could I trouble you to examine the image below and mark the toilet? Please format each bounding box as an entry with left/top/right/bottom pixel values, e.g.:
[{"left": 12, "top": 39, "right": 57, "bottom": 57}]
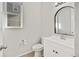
[{"left": 32, "top": 44, "right": 43, "bottom": 57}]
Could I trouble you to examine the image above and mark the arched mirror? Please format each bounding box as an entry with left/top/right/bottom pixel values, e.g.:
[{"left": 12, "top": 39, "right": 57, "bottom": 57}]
[{"left": 54, "top": 6, "right": 74, "bottom": 35}]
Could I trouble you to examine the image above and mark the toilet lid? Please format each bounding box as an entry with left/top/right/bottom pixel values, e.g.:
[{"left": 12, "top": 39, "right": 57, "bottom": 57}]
[{"left": 32, "top": 44, "right": 43, "bottom": 49}]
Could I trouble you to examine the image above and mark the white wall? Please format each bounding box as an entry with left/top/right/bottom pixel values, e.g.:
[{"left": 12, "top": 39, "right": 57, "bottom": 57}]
[
  {"left": 2, "top": 2, "right": 41, "bottom": 56},
  {"left": 41, "top": 2, "right": 54, "bottom": 37},
  {"left": 0, "top": 3, "right": 4, "bottom": 56},
  {"left": 75, "top": 2, "right": 79, "bottom": 56}
]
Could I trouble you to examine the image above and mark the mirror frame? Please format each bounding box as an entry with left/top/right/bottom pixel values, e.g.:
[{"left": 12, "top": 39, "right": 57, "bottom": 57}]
[{"left": 54, "top": 6, "right": 74, "bottom": 35}]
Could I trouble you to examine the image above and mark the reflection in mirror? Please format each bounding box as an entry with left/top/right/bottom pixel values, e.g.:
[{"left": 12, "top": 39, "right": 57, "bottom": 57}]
[{"left": 54, "top": 6, "right": 74, "bottom": 35}]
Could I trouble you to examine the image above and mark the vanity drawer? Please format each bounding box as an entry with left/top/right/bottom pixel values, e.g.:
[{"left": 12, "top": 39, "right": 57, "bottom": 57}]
[
  {"left": 44, "top": 40, "right": 74, "bottom": 57},
  {"left": 47, "top": 35, "right": 74, "bottom": 48}
]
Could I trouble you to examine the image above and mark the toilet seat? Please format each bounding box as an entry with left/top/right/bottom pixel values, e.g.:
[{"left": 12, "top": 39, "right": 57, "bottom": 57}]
[{"left": 32, "top": 44, "right": 43, "bottom": 51}]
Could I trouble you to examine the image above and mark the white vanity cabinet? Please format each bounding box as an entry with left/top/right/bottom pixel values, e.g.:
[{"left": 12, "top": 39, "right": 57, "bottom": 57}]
[
  {"left": 43, "top": 35, "right": 75, "bottom": 57},
  {"left": 43, "top": 2, "right": 77, "bottom": 57},
  {"left": 43, "top": 2, "right": 79, "bottom": 57}
]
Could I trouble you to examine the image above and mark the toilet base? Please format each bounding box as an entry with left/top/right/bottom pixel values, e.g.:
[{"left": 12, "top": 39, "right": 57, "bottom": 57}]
[{"left": 34, "top": 51, "right": 42, "bottom": 57}]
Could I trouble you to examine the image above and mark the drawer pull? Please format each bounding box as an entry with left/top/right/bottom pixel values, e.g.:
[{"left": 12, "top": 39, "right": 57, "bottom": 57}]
[
  {"left": 53, "top": 50, "right": 55, "bottom": 52},
  {"left": 53, "top": 50, "right": 58, "bottom": 54},
  {"left": 56, "top": 51, "right": 58, "bottom": 54}
]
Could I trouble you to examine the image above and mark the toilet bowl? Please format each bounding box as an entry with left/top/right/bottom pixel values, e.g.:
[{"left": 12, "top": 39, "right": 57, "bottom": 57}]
[{"left": 32, "top": 44, "right": 43, "bottom": 57}]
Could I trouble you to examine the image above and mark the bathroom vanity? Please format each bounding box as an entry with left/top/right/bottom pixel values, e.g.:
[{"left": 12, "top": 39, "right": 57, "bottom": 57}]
[
  {"left": 43, "top": 2, "right": 79, "bottom": 57},
  {"left": 43, "top": 35, "right": 75, "bottom": 57}
]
